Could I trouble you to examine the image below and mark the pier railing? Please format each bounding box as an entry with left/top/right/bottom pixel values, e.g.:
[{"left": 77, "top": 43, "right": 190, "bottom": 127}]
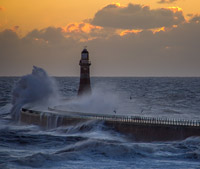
[
  {"left": 78, "top": 113, "right": 200, "bottom": 127},
  {"left": 22, "top": 108, "right": 200, "bottom": 127}
]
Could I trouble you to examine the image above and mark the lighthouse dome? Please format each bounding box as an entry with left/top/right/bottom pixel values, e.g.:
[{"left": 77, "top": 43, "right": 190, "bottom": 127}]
[
  {"left": 81, "top": 48, "right": 88, "bottom": 54},
  {"left": 81, "top": 48, "right": 89, "bottom": 60}
]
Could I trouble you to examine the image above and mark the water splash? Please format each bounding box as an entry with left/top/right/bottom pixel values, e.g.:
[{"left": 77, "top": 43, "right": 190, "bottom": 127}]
[
  {"left": 11, "top": 66, "right": 59, "bottom": 120},
  {"left": 55, "top": 85, "right": 120, "bottom": 115}
]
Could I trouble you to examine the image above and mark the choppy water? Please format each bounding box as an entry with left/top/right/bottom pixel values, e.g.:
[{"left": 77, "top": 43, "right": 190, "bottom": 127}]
[{"left": 0, "top": 77, "right": 200, "bottom": 169}]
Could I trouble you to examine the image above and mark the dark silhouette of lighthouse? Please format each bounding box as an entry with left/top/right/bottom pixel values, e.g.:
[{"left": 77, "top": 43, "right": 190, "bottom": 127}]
[{"left": 78, "top": 47, "right": 91, "bottom": 95}]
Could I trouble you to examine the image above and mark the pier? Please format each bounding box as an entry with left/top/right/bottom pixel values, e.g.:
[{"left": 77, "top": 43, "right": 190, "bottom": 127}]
[{"left": 20, "top": 108, "right": 200, "bottom": 142}]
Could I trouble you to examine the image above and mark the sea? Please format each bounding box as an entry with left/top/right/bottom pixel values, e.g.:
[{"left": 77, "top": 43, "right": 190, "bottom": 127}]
[{"left": 0, "top": 76, "right": 200, "bottom": 169}]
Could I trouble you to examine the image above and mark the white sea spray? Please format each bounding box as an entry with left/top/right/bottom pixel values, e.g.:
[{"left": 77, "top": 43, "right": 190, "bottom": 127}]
[{"left": 11, "top": 66, "right": 60, "bottom": 120}]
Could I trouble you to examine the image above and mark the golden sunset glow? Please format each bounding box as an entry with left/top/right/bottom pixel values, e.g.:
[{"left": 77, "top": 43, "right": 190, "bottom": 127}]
[
  {"left": 151, "top": 27, "right": 166, "bottom": 34},
  {"left": 168, "top": 7, "right": 183, "bottom": 12},
  {"left": 113, "top": 2, "right": 121, "bottom": 7}
]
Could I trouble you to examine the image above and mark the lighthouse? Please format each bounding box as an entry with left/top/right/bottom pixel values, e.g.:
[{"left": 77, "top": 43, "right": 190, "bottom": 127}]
[{"left": 78, "top": 47, "right": 91, "bottom": 95}]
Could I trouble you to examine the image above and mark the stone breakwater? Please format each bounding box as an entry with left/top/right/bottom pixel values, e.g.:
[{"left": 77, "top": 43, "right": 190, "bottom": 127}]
[{"left": 20, "top": 108, "right": 200, "bottom": 142}]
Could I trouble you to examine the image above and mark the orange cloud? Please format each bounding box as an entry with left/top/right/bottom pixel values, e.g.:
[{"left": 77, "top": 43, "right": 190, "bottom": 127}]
[
  {"left": 120, "top": 25, "right": 179, "bottom": 35},
  {"left": 151, "top": 27, "right": 166, "bottom": 34},
  {"left": 167, "top": 7, "right": 183, "bottom": 13},
  {"left": 62, "top": 22, "right": 102, "bottom": 34},
  {"left": 151, "top": 24, "right": 179, "bottom": 34},
  {"left": 61, "top": 22, "right": 110, "bottom": 42},
  {"left": 120, "top": 29, "right": 142, "bottom": 36}
]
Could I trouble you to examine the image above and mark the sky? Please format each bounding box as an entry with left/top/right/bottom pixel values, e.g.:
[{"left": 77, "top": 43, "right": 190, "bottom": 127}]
[{"left": 0, "top": 0, "right": 200, "bottom": 76}]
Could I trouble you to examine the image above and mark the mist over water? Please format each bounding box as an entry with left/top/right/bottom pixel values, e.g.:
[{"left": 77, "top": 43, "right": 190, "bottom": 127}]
[
  {"left": 0, "top": 72, "right": 200, "bottom": 168},
  {"left": 56, "top": 84, "right": 120, "bottom": 115}
]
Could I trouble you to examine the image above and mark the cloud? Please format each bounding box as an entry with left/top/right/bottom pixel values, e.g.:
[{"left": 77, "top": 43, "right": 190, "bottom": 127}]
[
  {"left": 62, "top": 22, "right": 102, "bottom": 34},
  {"left": 88, "top": 20, "right": 200, "bottom": 76},
  {"left": 157, "top": 0, "right": 177, "bottom": 4},
  {"left": 0, "top": 29, "right": 20, "bottom": 47},
  {"left": 0, "top": 18, "right": 200, "bottom": 76},
  {"left": 24, "top": 27, "right": 68, "bottom": 44},
  {"left": 0, "top": 28, "right": 80, "bottom": 76},
  {"left": 61, "top": 22, "right": 117, "bottom": 42},
  {"left": 91, "top": 3, "right": 185, "bottom": 29},
  {"left": 189, "top": 15, "right": 200, "bottom": 23}
]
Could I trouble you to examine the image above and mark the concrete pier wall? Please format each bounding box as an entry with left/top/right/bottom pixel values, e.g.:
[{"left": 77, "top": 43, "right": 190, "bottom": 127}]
[
  {"left": 20, "top": 108, "right": 200, "bottom": 142},
  {"left": 105, "top": 121, "right": 200, "bottom": 141}
]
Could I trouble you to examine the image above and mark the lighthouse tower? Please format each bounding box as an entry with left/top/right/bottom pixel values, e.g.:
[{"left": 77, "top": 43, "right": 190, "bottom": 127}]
[{"left": 78, "top": 47, "right": 91, "bottom": 95}]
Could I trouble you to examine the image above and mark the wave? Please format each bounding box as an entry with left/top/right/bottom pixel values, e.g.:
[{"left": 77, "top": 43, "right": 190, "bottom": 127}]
[
  {"left": 10, "top": 136, "right": 200, "bottom": 168},
  {"left": 1, "top": 115, "right": 200, "bottom": 168},
  {"left": 11, "top": 66, "right": 59, "bottom": 120},
  {"left": 0, "top": 103, "right": 12, "bottom": 116}
]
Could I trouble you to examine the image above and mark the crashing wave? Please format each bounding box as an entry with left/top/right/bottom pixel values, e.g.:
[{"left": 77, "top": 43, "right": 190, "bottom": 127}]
[{"left": 11, "top": 66, "right": 59, "bottom": 120}]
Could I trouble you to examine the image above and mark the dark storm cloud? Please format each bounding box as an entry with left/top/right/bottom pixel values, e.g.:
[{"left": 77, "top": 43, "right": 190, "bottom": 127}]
[
  {"left": 157, "top": 0, "right": 177, "bottom": 4},
  {"left": 91, "top": 3, "right": 185, "bottom": 29}
]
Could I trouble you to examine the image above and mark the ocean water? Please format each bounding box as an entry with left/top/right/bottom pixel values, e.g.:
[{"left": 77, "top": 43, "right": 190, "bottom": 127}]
[{"left": 0, "top": 77, "right": 200, "bottom": 169}]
